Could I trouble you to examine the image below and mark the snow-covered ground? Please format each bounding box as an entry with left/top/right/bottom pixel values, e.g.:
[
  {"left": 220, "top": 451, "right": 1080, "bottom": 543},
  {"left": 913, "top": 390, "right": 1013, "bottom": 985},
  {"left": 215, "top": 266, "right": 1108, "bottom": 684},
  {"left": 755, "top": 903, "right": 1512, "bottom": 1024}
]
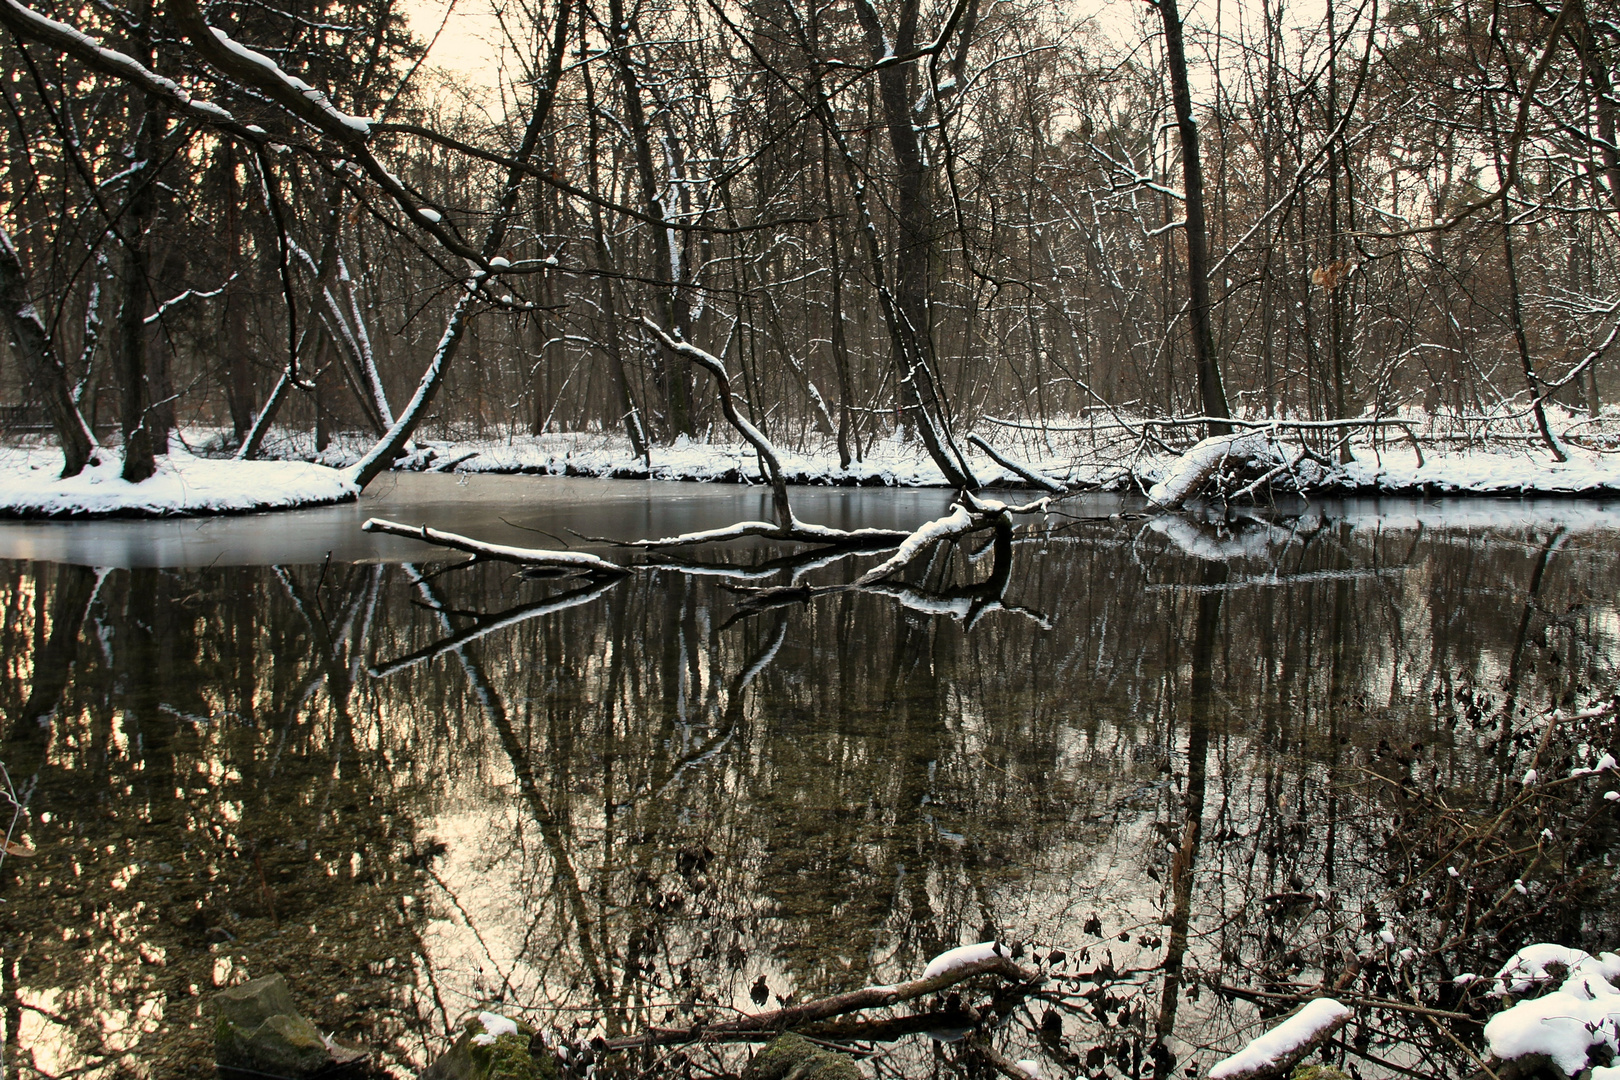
[
  {"left": 2, "top": 420, "right": 1619, "bottom": 518},
  {"left": 0, "top": 446, "right": 355, "bottom": 518},
  {"left": 292, "top": 424, "right": 1620, "bottom": 496}
]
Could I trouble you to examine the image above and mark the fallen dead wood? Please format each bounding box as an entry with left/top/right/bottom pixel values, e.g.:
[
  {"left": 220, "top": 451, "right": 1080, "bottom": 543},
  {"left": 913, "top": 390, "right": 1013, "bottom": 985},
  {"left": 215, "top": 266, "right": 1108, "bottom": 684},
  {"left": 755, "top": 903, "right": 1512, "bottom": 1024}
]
[
  {"left": 597, "top": 518, "right": 912, "bottom": 550},
  {"left": 366, "top": 489, "right": 1049, "bottom": 599},
  {"left": 600, "top": 951, "right": 1041, "bottom": 1051},
  {"left": 360, "top": 517, "right": 631, "bottom": 575},
  {"left": 967, "top": 434, "right": 1067, "bottom": 493},
  {"left": 854, "top": 492, "right": 1047, "bottom": 586}
]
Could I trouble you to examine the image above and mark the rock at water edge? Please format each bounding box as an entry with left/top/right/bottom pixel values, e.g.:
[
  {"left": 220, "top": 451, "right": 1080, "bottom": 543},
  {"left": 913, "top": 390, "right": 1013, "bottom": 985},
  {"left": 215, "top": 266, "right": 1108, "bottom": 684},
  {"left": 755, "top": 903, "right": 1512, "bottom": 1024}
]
[
  {"left": 421, "top": 1013, "right": 558, "bottom": 1080},
  {"left": 214, "top": 973, "right": 353, "bottom": 1078},
  {"left": 741, "top": 1033, "right": 863, "bottom": 1080}
]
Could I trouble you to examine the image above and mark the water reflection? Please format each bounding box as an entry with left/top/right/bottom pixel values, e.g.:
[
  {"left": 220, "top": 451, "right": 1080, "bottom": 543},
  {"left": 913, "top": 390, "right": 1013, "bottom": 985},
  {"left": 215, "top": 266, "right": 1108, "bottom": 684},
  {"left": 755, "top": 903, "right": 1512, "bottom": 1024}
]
[{"left": 4, "top": 487, "right": 1620, "bottom": 1079}]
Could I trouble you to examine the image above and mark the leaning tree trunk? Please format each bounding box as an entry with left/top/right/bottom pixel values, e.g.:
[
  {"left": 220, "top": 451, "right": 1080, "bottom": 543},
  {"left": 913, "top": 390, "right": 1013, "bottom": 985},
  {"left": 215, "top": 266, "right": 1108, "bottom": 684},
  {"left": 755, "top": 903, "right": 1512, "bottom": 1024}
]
[
  {"left": 347, "top": 0, "right": 571, "bottom": 489},
  {"left": 0, "top": 226, "right": 97, "bottom": 477},
  {"left": 841, "top": 0, "right": 978, "bottom": 488}
]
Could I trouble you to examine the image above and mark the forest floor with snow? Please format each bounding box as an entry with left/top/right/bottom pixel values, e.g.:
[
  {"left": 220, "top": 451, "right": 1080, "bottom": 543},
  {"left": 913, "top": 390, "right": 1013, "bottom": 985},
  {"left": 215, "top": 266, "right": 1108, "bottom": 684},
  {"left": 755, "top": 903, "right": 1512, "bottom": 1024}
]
[{"left": 2, "top": 416, "right": 1620, "bottom": 517}]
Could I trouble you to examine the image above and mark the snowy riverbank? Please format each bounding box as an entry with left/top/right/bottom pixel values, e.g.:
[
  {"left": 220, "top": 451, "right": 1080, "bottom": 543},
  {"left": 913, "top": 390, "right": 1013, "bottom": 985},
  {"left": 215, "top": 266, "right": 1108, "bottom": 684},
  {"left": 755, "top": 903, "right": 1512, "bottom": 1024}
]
[
  {"left": 2, "top": 424, "right": 1619, "bottom": 517},
  {"left": 304, "top": 426, "right": 1620, "bottom": 497},
  {"left": 299, "top": 425, "right": 1620, "bottom": 493},
  {"left": 0, "top": 446, "right": 357, "bottom": 518}
]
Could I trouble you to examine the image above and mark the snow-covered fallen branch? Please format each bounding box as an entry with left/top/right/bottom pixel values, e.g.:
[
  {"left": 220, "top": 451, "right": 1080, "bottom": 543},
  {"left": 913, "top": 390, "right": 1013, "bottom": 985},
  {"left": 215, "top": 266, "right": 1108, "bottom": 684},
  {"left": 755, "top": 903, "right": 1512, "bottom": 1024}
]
[
  {"left": 1147, "top": 432, "right": 1274, "bottom": 509},
  {"left": 854, "top": 492, "right": 1048, "bottom": 586},
  {"left": 967, "top": 434, "right": 1067, "bottom": 492},
  {"left": 854, "top": 503, "right": 976, "bottom": 585},
  {"left": 360, "top": 518, "right": 629, "bottom": 575},
  {"left": 1207, "top": 997, "right": 1351, "bottom": 1080},
  {"left": 591, "top": 519, "right": 912, "bottom": 550}
]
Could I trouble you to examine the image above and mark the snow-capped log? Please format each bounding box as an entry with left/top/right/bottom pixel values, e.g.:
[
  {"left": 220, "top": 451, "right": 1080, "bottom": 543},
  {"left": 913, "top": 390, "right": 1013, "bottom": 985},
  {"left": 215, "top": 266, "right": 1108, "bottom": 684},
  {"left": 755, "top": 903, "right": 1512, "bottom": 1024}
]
[
  {"left": 967, "top": 434, "right": 1067, "bottom": 492},
  {"left": 361, "top": 518, "right": 630, "bottom": 576},
  {"left": 1207, "top": 997, "right": 1351, "bottom": 1080},
  {"left": 611, "top": 519, "right": 911, "bottom": 550},
  {"left": 854, "top": 503, "right": 976, "bottom": 585},
  {"left": 854, "top": 492, "right": 1048, "bottom": 586},
  {"left": 1146, "top": 432, "right": 1273, "bottom": 509}
]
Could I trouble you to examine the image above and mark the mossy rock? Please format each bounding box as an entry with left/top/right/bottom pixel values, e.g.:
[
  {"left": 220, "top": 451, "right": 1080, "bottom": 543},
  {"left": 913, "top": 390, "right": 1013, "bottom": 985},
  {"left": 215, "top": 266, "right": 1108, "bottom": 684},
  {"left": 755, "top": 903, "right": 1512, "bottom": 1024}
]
[
  {"left": 213, "top": 974, "right": 338, "bottom": 1078},
  {"left": 421, "top": 1013, "right": 558, "bottom": 1080},
  {"left": 741, "top": 1033, "right": 862, "bottom": 1080},
  {"left": 1291, "top": 1067, "right": 1350, "bottom": 1080}
]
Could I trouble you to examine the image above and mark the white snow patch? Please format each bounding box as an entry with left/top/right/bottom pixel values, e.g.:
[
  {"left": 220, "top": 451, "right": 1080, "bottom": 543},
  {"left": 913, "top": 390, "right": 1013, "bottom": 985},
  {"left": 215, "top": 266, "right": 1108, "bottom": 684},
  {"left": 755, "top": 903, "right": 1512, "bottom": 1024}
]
[
  {"left": 1484, "top": 948, "right": 1620, "bottom": 1075},
  {"left": 1572, "top": 752, "right": 1617, "bottom": 777},
  {"left": 1208, "top": 998, "right": 1351, "bottom": 1080},
  {"left": 922, "top": 941, "right": 1003, "bottom": 980},
  {"left": 1013, "top": 1060, "right": 1041, "bottom": 1078},
  {"left": 0, "top": 447, "right": 356, "bottom": 517},
  {"left": 1147, "top": 432, "right": 1272, "bottom": 508},
  {"left": 418, "top": 208, "right": 442, "bottom": 223},
  {"left": 478, "top": 1011, "right": 519, "bottom": 1038},
  {"left": 1491, "top": 943, "right": 1620, "bottom": 995}
]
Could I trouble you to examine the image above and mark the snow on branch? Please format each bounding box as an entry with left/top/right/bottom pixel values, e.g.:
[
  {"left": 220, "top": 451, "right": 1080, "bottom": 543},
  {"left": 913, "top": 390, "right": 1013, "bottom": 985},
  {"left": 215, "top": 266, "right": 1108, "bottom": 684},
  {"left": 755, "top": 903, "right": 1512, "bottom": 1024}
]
[
  {"left": 0, "top": 0, "right": 255, "bottom": 139},
  {"left": 1207, "top": 998, "right": 1351, "bottom": 1080},
  {"left": 360, "top": 518, "right": 629, "bottom": 575},
  {"left": 852, "top": 491, "right": 1048, "bottom": 587},
  {"left": 854, "top": 503, "right": 977, "bottom": 585},
  {"left": 143, "top": 275, "right": 235, "bottom": 325},
  {"left": 1146, "top": 431, "right": 1273, "bottom": 509},
  {"left": 638, "top": 317, "right": 792, "bottom": 524},
  {"left": 967, "top": 434, "right": 1066, "bottom": 492}
]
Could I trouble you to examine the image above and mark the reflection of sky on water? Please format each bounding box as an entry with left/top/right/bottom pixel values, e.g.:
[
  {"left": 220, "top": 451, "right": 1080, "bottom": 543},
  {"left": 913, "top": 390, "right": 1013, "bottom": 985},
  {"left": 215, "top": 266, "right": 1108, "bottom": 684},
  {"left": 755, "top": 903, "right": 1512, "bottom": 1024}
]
[{"left": 5, "top": 479, "right": 1620, "bottom": 1078}]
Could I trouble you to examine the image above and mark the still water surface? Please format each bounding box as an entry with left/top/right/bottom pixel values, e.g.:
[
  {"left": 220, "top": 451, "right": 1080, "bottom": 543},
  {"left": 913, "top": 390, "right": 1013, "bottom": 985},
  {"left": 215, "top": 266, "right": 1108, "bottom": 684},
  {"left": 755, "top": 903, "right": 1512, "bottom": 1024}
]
[{"left": 6, "top": 476, "right": 1620, "bottom": 1079}]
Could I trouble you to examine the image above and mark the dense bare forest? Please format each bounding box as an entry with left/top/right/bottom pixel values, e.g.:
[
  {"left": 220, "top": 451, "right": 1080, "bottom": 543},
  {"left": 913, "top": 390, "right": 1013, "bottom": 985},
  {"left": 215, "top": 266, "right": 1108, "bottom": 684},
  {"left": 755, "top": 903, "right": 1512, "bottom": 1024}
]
[{"left": 2, "top": 0, "right": 1618, "bottom": 486}]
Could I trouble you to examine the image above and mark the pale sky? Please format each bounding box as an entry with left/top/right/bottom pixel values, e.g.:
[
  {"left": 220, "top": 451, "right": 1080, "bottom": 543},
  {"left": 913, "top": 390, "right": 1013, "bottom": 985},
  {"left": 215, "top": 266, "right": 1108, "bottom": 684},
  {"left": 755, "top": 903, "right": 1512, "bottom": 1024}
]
[
  {"left": 403, "top": 0, "right": 506, "bottom": 93},
  {"left": 400, "top": 0, "right": 1338, "bottom": 109}
]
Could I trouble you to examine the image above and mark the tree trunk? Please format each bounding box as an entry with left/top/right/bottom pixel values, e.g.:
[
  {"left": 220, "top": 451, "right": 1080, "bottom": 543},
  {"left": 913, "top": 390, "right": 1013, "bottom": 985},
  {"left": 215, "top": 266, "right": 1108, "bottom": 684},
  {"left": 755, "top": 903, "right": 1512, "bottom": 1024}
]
[
  {"left": 1157, "top": 0, "right": 1232, "bottom": 434},
  {"left": 0, "top": 226, "right": 97, "bottom": 476},
  {"left": 223, "top": 142, "right": 255, "bottom": 441},
  {"left": 347, "top": 0, "right": 570, "bottom": 489},
  {"left": 605, "top": 0, "right": 693, "bottom": 440}
]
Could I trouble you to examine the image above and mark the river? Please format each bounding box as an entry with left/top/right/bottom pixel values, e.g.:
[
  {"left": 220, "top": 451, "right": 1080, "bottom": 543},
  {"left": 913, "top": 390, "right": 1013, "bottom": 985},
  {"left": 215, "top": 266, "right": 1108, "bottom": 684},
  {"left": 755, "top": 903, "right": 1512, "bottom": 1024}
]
[{"left": 6, "top": 476, "right": 1620, "bottom": 1079}]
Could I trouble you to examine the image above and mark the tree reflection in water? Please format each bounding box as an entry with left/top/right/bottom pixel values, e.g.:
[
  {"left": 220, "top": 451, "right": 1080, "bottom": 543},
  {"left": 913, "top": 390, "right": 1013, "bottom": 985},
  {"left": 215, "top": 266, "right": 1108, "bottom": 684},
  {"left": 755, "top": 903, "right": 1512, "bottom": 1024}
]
[{"left": 4, "top": 503, "right": 1620, "bottom": 1078}]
